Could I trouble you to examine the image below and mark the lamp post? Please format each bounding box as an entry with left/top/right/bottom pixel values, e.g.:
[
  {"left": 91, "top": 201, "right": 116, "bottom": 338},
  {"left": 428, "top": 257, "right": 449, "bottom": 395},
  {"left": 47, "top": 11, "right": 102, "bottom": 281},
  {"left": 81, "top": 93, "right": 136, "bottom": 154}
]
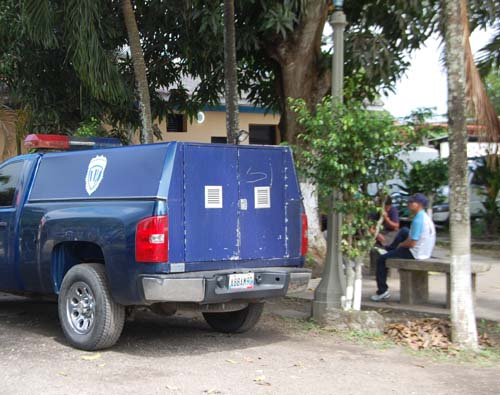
[{"left": 312, "top": 0, "right": 347, "bottom": 319}]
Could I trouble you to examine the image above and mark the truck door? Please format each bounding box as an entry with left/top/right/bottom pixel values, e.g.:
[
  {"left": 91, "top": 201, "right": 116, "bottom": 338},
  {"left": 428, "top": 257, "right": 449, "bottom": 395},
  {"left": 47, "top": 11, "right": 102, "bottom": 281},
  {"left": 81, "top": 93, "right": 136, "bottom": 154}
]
[
  {"left": 238, "top": 148, "right": 286, "bottom": 259},
  {"left": 184, "top": 145, "right": 239, "bottom": 262},
  {"left": 0, "top": 160, "right": 26, "bottom": 291}
]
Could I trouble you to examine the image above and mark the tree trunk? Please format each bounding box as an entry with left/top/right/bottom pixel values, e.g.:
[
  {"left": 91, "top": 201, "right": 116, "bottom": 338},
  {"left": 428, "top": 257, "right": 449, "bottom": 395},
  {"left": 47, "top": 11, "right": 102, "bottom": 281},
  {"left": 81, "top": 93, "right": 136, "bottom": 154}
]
[
  {"left": 427, "top": 195, "right": 434, "bottom": 217},
  {"left": 267, "top": 0, "right": 330, "bottom": 146},
  {"left": 444, "top": 0, "right": 478, "bottom": 350},
  {"left": 121, "top": 0, "right": 153, "bottom": 144},
  {"left": 300, "top": 181, "right": 327, "bottom": 259},
  {"left": 352, "top": 258, "right": 363, "bottom": 311},
  {"left": 223, "top": 0, "right": 239, "bottom": 145},
  {"left": 267, "top": 1, "right": 330, "bottom": 258}
]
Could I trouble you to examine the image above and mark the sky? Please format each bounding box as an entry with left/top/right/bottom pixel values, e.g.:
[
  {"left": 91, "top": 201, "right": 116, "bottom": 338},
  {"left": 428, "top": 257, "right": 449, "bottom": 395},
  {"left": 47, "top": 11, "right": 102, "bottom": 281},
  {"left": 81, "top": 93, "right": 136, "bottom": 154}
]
[{"left": 382, "top": 29, "right": 495, "bottom": 119}]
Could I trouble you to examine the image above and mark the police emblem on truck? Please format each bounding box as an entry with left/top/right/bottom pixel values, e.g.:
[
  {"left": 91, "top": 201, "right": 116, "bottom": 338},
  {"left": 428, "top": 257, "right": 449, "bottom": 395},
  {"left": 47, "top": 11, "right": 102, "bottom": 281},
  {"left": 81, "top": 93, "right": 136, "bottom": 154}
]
[{"left": 85, "top": 155, "right": 107, "bottom": 195}]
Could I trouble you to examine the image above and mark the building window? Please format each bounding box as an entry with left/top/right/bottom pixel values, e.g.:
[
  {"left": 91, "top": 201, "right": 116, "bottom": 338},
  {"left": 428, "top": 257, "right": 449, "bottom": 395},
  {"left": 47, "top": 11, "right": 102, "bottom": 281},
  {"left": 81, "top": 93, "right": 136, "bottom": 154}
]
[
  {"left": 249, "top": 124, "right": 277, "bottom": 145},
  {"left": 211, "top": 137, "right": 227, "bottom": 144},
  {"left": 167, "top": 114, "right": 187, "bottom": 133}
]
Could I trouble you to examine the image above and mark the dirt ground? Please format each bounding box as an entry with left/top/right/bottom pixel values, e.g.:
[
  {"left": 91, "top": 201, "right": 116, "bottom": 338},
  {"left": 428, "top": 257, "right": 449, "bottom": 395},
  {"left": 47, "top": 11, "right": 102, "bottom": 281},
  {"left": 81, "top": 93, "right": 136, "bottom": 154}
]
[{"left": 0, "top": 294, "right": 499, "bottom": 395}]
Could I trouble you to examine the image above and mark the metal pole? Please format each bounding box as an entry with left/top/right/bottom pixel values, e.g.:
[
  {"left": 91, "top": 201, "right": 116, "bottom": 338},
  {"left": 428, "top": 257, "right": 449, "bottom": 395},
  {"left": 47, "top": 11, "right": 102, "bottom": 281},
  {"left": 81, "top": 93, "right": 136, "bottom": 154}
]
[
  {"left": 312, "top": 9, "right": 347, "bottom": 319},
  {"left": 331, "top": 11, "right": 346, "bottom": 101}
]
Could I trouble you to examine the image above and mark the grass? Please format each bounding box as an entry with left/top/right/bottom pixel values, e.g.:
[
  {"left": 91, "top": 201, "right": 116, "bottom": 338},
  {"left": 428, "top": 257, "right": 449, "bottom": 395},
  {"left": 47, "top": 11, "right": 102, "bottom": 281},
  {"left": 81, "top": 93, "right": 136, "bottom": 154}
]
[
  {"left": 478, "top": 319, "right": 500, "bottom": 335},
  {"left": 341, "top": 329, "right": 394, "bottom": 349},
  {"left": 407, "top": 345, "right": 500, "bottom": 366},
  {"left": 270, "top": 300, "right": 500, "bottom": 366}
]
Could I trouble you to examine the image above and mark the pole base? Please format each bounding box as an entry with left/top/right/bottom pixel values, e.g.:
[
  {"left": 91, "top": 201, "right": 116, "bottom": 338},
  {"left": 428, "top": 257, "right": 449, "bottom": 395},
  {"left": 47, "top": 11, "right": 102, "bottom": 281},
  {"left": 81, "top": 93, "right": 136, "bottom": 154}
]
[{"left": 312, "top": 299, "right": 342, "bottom": 322}]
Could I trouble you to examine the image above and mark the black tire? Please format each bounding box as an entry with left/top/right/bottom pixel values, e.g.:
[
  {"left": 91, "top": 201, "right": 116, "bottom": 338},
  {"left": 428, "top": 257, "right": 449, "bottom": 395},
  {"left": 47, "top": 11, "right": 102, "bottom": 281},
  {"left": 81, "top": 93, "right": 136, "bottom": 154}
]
[
  {"left": 203, "top": 303, "right": 264, "bottom": 333},
  {"left": 58, "top": 263, "right": 125, "bottom": 351}
]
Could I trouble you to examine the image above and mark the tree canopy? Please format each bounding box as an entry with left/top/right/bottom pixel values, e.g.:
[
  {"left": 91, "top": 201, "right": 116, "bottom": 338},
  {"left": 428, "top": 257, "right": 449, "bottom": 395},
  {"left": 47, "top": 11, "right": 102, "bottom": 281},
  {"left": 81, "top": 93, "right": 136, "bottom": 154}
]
[{"left": 1, "top": 0, "right": 499, "bottom": 140}]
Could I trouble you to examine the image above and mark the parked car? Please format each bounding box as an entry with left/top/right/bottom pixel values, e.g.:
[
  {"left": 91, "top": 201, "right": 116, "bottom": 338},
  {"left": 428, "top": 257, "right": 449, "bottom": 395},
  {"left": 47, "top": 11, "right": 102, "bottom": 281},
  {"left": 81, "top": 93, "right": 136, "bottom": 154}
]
[{"left": 432, "top": 160, "right": 500, "bottom": 224}]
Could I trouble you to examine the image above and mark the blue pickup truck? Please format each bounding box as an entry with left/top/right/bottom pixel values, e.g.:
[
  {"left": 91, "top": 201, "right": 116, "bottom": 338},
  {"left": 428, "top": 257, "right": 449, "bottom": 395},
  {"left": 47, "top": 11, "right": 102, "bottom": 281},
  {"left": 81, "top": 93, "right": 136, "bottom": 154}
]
[{"left": 0, "top": 136, "right": 310, "bottom": 350}]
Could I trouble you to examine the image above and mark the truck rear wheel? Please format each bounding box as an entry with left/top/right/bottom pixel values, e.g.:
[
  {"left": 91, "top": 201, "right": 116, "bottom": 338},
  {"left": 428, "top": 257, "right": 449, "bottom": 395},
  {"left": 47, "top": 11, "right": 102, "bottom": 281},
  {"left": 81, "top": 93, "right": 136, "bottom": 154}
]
[
  {"left": 202, "top": 303, "right": 264, "bottom": 333},
  {"left": 58, "top": 263, "right": 125, "bottom": 350}
]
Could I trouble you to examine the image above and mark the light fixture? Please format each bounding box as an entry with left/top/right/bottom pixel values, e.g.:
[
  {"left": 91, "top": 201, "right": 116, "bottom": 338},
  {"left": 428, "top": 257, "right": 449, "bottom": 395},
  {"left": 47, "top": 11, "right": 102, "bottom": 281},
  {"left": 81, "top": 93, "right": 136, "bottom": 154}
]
[
  {"left": 237, "top": 129, "right": 249, "bottom": 143},
  {"left": 196, "top": 111, "right": 205, "bottom": 124}
]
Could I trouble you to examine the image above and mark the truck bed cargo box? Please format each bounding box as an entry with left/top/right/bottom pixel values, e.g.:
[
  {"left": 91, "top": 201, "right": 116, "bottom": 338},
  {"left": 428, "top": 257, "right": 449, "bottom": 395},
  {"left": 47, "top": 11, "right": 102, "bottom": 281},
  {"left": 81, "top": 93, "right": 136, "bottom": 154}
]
[{"left": 29, "top": 142, "right": 304, "bottom": 270}]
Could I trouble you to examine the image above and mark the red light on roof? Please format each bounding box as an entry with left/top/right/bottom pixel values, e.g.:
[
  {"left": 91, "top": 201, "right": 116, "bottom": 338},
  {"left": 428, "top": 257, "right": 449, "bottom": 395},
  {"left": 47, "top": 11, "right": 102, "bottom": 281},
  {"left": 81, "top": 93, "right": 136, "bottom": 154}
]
[{"left": 24, "top": 134, "right": 70, "bottom": 150}]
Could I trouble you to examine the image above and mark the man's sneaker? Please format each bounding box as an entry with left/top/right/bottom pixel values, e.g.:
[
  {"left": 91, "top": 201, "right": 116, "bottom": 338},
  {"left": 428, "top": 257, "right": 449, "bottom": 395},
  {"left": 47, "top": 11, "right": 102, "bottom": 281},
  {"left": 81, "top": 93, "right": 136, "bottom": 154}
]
[
  {"left": 370, "top": 290, "right": 391, "bottom": 302},
  {"left": 373, "top": 246, "right": 387, "bottom": 255}
]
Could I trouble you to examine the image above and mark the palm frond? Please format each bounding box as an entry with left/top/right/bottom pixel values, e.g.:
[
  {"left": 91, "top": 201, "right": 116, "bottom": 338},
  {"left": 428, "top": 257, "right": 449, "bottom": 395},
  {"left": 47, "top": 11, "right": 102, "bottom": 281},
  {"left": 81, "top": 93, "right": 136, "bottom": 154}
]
[
  {"left": 21, "top": 0, "right": 58, "bottom": 48},
  {"left": 0, "top": 105, "right": 17, "bottom": 134},
  {"left": 461, "top": 0, "right": 500, "bottom": 152},
  {"left": 476, "top": 25, "right": 500, "bottom": 76},
  {"left": 63, "top": 0, "right": 128, "bottom": 103}
]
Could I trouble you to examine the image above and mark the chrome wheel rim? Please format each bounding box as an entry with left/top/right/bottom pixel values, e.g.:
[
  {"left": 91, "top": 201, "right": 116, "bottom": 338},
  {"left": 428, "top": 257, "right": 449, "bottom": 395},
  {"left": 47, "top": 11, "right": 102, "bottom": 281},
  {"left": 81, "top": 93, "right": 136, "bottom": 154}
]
[{"left": 66, "top": 281, "right": 96, "bottom": 335}]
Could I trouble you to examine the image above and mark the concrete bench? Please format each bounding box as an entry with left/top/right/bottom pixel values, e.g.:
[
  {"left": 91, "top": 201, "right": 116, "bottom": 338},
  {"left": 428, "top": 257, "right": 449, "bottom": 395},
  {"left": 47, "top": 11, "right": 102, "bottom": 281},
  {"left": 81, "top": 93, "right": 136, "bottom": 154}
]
[{"left": 386, "top": 258, "right": 491, "bottom": 308}]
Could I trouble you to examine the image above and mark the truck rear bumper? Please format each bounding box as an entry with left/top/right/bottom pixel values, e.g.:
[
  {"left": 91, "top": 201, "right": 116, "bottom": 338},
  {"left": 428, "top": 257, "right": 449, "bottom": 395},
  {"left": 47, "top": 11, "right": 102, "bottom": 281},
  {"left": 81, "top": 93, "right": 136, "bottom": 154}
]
[{"left": 140, "top": 267, "right": 311, "bottom": 304}]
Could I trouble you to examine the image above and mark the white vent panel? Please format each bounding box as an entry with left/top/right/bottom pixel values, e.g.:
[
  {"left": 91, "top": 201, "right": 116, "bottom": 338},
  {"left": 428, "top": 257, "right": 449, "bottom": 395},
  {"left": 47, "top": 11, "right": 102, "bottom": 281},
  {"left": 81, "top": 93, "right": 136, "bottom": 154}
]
[
  {"left": 254, "top": 186, "right": 271, "bottom": 209},
  {"left": 205, "top": 186, "right": 223, "bottom": 208}
]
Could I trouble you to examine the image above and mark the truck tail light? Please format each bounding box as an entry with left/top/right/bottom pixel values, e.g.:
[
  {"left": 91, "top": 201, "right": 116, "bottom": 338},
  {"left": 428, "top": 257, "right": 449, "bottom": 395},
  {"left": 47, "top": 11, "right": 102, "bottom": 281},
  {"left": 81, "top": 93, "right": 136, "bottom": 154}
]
[
  {"left": 301, "top": 212, "right": 308, "bottom": 256},
  {"left": 135, "top": 216, "right": 168, "bottom": 263}
]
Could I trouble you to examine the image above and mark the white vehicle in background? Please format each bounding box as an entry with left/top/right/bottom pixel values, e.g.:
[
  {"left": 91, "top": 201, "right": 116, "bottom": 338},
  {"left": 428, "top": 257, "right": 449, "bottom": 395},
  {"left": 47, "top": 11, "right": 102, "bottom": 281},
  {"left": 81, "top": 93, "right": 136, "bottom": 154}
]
[
  {"left": 432, "top": 184, "right": 486, "bottom": 223},
  {"left": 432, "top": 160, "right": 500, "bottom": 224}
]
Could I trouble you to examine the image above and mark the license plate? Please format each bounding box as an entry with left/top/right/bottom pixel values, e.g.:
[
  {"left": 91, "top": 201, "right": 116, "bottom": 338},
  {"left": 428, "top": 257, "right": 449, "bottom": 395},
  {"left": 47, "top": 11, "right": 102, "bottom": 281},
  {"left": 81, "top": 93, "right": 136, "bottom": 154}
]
[{"left": 228, "top": 272, "right": 255, "bottom": 290}]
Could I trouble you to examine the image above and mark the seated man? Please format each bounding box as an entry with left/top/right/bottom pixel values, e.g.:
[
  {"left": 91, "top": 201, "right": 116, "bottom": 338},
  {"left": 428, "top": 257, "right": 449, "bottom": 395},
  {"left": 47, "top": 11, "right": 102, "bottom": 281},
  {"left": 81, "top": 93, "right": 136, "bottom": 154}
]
[{"left": 371, "top": 193, "right": 436, "bottom": 301}]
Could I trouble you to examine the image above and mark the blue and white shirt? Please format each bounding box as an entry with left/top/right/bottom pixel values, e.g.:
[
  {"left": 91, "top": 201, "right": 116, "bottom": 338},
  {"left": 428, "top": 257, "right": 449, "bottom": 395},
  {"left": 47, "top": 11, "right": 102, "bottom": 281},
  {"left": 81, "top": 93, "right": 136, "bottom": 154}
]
[{"left": 409, "top": 210, "right": 436, "bottom": 259}]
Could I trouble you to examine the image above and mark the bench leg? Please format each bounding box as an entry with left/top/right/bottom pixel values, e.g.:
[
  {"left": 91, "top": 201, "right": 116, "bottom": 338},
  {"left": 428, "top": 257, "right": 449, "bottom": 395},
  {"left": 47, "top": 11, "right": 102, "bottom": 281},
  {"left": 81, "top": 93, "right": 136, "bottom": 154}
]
[
  {"left": 446, "top": 273, "right": 477, "bottom": 309},
  {"left": 400, "top": 270, "right": 429, "bottom": 305}
]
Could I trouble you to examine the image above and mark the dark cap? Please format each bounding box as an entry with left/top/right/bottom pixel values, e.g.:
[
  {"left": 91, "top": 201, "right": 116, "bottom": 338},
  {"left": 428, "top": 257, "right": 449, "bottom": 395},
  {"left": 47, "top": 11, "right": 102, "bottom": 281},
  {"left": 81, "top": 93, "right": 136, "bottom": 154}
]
[{"left": 408, "top": 193, "right": 428, "bottom": 208}]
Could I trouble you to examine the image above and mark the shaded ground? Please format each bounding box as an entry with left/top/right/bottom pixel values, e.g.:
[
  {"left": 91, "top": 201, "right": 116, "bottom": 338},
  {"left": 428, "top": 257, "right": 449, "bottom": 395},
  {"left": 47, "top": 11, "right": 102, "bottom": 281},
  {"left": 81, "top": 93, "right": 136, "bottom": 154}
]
[{"left": 0, "top": 294, "right": 499, "bottom": 395}]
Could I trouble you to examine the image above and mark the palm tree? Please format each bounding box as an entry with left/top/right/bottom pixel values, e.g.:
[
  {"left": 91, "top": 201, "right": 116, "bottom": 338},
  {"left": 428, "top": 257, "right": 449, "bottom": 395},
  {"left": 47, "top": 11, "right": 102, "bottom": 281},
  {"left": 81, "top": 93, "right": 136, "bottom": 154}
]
[
  {"left": 21, "top": 0, "right": 153, "bottom": 142},
  {"left": 22, "top": 0, "right": 127, "bottom": 104},
  {"left": 223, "top": 0, "right": 239, "bottom": 145},
  {"left": 444, "top": 0, "right": 479, "bottom": 350},
  {"left": 121, "top": 0, "right": 154, "bottom": 144},
  {"left": 0, "top": 105, "right": 18, "bottom": 160}
]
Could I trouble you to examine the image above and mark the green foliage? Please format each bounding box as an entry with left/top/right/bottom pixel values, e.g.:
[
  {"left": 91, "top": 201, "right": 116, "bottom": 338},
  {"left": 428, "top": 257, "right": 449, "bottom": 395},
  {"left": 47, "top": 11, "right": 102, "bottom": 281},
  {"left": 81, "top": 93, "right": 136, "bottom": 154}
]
[
  {"left": 0, "top": 0, "right": 137, "bottom": 134},
  {"left": 74, "top": 117, "right": 105, "bottom": 137},
  {"left": 403, "top": 108, "right": 447, "bottom": 141},
  {"left": 21, "top": 0, "right": 128, "bottom": 103},
  {"left": 3, "top": 0, "right": 497, "bottom": 142},
  {"left": 484, "top": 68, "right": 500, "bottom": 115},
  {"left": 401, "top": 159, "right": 448, "bottom": 205},
  {"left": 477, "top": 22, "right": 500, "bottom": 76},
  {"left": 473, "top": 156, "right": 500, "bottom": 234},
  {"left": 291, "top": 97, "right": 416, "bottom": 259}
]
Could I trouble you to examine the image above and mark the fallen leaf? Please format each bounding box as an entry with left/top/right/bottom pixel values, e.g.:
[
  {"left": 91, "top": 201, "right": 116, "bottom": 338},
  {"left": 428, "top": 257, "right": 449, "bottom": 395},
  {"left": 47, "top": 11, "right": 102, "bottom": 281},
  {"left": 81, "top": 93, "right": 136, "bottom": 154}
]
[
  {"left": 57, "top": 372, "right": 68, "bottom": 377},
  {"left": 166, "top": 384, "right": 179, "bottom": 391},
  {"left": 254, "top": 376, "right": 271, "bottom": 386},
  {"left": 81, "top": 353, "right": 102, "bottom": 361},
  {"left": 204, "top": 389, "right": 221, "bottom": 394},
  {"left": 225, "top": 359, "right": 238, "bottom": 364}
]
